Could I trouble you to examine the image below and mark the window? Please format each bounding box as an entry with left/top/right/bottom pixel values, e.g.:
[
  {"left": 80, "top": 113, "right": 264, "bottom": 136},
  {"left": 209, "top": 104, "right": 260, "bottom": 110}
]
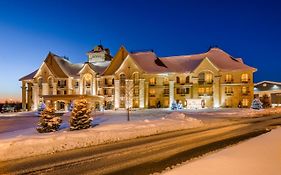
[
  {"left": 120, "top": 74, "right": 126, "bottom": 86},
  {"left": 38, "top": 78, "right": 43, "bottom": 87},
  {"left": 104, "top": 78, "right": 108, "bottom": 85},
  {"left": 205, "top": 73, "right": 213, "bottom": 83},
  {"left": 198, "top": 88, "right": 204, "bottom": 95},
  {"left": 205, "top": 87, "right": 212, "bottom": 95},
  {"left": 242, "top": 86, "right": 248, "bottom": 94},
  {"left": 133, "top": 72, "right": 139, "bottom": 85},
  {"left": 186, "top": 76, "right": 190, "bottom": 83},
  {"left": 176, "top": 77, "right": 180, "bottom": 84},
  {"left": 225, "top": 74, "right": 233, "bottom": 83},
  {"left": 163, "top": 77, "right": 169, "bottom": 85},
  {"left": 225, "top": 86, "right": 233, "bottom": 94},
  {"left": 164, "top": 89, "right": 169, "bottom": 94},
  {"left": 112, "top": 78, "right": 115, "bottom": 85},
  {"left": 149, "top": 77, "right": 156, "bottom": 85},
  {"left": 241, "top": 74, "right": 249, "bottom": 82},
  {"left": 242, "top": 99, "right": 249, "bottom": 107},
  {"left": 149, "top": 88, "right": 156, "bottom": 97},
  {"left": 75, "top": 81, "right": 79, "bottom": 88},
  {"left": 225, "top": 99, "right": 232, "bottom": 107},
  {"left": 134, "top": 88, "right": 139, "bottom": 96},
  {"left": 198, "top": 73, "right": 205, "bottom": 81},
  {"left": 185, "top": 88, "right": 190, "bottom": 94}
]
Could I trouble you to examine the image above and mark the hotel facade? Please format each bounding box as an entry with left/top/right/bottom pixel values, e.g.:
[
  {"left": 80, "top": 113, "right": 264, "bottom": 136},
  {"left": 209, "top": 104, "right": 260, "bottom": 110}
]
[{"left": 20, "top": 45, "right": 256, "bottom": 111}]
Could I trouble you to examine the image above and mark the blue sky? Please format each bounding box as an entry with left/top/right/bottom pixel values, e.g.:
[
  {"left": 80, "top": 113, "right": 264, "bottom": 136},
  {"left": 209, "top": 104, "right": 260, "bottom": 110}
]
[{"left": 0, "top": 0, "right": 281, "bottom": 102}]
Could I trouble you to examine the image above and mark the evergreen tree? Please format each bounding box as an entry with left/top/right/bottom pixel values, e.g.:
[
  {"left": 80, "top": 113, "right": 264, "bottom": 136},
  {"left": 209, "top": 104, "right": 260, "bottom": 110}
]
[
  {"left": 37, "top": 106, "right": 62, "bottom": 133},
  {"left": 69, "top": 99, "right": 92, "bottom": 131},
  {"left": 260, "top": 94, "right": 271, "bottom": 108}
]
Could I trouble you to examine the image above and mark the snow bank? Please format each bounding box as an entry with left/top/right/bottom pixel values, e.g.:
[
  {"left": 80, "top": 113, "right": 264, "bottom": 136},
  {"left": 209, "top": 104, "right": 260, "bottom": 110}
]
[
  {"left": 0, "top": 112, "right": 203, "bottom": 161},
  {"left": 162, "top": 126, "right": 281, "bottom": 175}
]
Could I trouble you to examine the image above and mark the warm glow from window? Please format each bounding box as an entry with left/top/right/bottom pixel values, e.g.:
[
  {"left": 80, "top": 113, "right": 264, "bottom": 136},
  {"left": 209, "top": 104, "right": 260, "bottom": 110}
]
[
  {"left": 225, "top": 74, "right": 232, "bottom": 82},
  {"left": 242, "top": 86, "right": 247, "bottom": 94},
  {"left": 242, "top": 99, "right": 249, "bottom": 106},
  {"left": 205, "top": 87, "right": 212, "bottom": 94},
  {"left": 149, "top": 77, "right": 156, "bottom": 85},
  {"left": 149, "top": 88, "right": 155, "bottom": 94},
  {"left": 205, "top": 73, "right": 213, "bottom": 83},
  {"left": 241, "top": 74, "right": 249, "bottom": 82},
  {"left": 198, "top": 88, "right": 204, "bottom": 94},
  {"left": 225, "top": 86, "right": 233, "bottom": 93},
  {"left": 164, "top": 77, "right": 169, "bottom": 85}
]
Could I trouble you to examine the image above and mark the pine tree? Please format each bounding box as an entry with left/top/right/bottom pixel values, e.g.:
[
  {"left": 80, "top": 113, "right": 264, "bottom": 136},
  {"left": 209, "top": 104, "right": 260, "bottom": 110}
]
[
  {"left": 69, "top": 99, "right": 92, "bottom": 131},
  {"left": 260, "top": 94, "right": 271, "bottom": 108},
  {"left": 37, "top": 106, "right": 62, "bottom": 133}
]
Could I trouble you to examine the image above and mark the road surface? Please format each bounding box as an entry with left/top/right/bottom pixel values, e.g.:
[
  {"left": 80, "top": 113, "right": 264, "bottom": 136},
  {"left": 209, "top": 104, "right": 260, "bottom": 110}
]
[{"left": 0, "top": 115, "right": 281, "bottom": 175}]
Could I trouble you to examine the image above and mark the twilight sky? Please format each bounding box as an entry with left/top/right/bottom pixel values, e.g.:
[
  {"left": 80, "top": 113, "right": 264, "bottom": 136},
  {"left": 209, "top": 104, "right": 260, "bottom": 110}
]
[{"left": 0, "top": 0, "right": 281, "bottom": 102}]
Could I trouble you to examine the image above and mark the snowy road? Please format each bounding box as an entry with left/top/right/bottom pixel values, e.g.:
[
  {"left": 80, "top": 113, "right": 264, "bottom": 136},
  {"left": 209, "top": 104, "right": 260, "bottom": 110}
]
[{"left": 1, "top": 115, "right": 281, "bottom": 175}]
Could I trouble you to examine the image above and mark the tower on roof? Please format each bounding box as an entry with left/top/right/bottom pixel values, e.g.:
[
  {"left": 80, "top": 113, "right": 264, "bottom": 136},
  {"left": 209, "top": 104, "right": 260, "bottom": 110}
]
[{"left": 87, "top": 45, "right": 112, "bottom": 63}]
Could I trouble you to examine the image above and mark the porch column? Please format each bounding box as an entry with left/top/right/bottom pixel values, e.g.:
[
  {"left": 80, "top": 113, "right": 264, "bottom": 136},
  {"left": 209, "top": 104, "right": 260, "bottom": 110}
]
[
  {"left": 139, "top": 79, "right": 145, "bottom": 108},
  {"left": 42, "top": 83, "right": 49, "bottom": 95},
  {"left": 145, "top": 82, "right": 149, "bottom": 108},
  {"left": 92, "top": 77, "right": 96, "bottom": 95},
  {"left": 191, "top": 77, "right": 198, "bottom": 98},
  {"left": 213, "top": 76, "right": 220, "bottom": 108},
  {"left": 27, "top": 83, "right": 32, "bottom": 111},
  {"left": 169, "top": 80, "right": 175, "bottom": 108},
  {"left": 79, "top": 79, "right": 83, "bottom": 95},
  {"left": 68, "top": 78, "right": 73, "bottom": 95},
  {"left": 125, "top": 79, "right": 133, "bottom": 109},
  {"left": 114, "top": 80, "right": 120, "bottom": 109},
  {"left": 52, "top": 82, "right": 57, "bottom": 95},
  {"left": 32, "top": 83, "right": 39, "bottom": 111},
  {"left": 21, "top": 81, "right": 27, "bottom": 111}
]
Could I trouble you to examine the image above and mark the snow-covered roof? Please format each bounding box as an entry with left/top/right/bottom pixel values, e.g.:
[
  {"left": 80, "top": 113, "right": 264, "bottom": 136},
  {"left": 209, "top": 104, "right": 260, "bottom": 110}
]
[
  {"left": 19, "top": 69, "right": 38, "bottom": 81},
  {"left": 255, "top": 81, "right": 281, "bottom": 86}
]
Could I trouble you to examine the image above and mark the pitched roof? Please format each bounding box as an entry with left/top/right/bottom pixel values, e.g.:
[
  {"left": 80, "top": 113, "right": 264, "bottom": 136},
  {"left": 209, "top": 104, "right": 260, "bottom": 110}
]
[
  {"left": 160, "top": 48, "right": 256, "bottom": 73},
  {"left": 128, "top": 52, "right": 169, "bottom": 73},
  {"left": 19, "top": 69, "right": 38, "bottom": 81}
]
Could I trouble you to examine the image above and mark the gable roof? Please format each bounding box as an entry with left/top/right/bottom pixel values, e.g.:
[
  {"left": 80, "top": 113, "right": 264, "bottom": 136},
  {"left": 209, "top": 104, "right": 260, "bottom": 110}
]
[
  {"left": 19, "top": 69, "right": 38, "bottom": 81},
  {"left": 160, "top": 48, "right": 256, "bottom": 73}
]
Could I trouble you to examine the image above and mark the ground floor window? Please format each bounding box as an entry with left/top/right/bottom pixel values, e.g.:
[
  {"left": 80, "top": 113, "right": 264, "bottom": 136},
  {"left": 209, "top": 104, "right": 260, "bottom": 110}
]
[{"left": 242, "top": 99, "right": 249, "bottom": 107}]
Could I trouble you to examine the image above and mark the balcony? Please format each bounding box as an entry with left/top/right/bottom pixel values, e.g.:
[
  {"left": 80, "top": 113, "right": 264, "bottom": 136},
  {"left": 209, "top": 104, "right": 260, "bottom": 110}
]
[
  {"left": 149, "top": 83, "right": 156, "bottom": 86},
  {"left": 149, "top": 94, "right": 156, "bottom": 97},
  {"left": 163, "top": 93, "right": 169, "bottom": 97}
]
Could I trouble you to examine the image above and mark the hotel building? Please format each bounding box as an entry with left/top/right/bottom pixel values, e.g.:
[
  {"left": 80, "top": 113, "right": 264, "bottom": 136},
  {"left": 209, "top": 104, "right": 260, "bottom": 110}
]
[{"left": 20, "top": 45, "right": 256, "bottom": 111}]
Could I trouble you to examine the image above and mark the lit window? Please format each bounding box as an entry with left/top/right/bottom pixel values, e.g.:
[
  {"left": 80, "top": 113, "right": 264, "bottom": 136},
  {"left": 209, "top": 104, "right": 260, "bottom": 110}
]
[
  {"left": 133, "top": 72, "right": 139, "bottom": 85},
  {"left": 149, "top": 77, "right": 156, "bottom": 85},
  {"left": 198, "top": 88, "right": 204, "bottom": 94},
  {"left": 149, "top": 88, "right": 156, "bottom": 97},
  {"left": 225, "top": 74, "right": 233, "bottom": 82},
  {"left": 176, "top": 77, "right": 180, "bottom": 84},
  {"left": 241, "top": 74, "right": 249, "bottom": 82},
  {"left": 205, "top": 87, "right": 212, "bottom": 94},
  {"left": 242, "top": 99, "right": 249, "bottom": 107},
  {"left": 225, "top": 86, "right": 233, "bottom": 94},
  {"left": 205, "top": 73, "right": 213, "bottom": 83},
  {"left": 242, "top": 86, "right": 248, "bottom": 94}
]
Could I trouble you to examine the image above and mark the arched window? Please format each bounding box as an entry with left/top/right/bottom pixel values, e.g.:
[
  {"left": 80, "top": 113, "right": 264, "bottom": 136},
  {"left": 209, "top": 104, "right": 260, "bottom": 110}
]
[
  {"left": 198, "top": 73, "right": 205, "bottom": 83},
  {"left": 133, "top": 72, "right": 139, "bottom": 85},
  {"left": 120, "top": 74, "right": 126, "bottom": 86},
  {"left": 186, "top": 76, "right": 190, "bottom": 84},
  {"left": 176, "top": 77, "right": 180, "bottom": 84},
  {"left": 205, "top": 73, "right": 213, "bottom": 84}
]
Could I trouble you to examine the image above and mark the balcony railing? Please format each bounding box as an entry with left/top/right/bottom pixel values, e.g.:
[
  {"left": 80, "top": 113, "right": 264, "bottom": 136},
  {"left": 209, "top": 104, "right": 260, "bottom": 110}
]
[
  {"left": 241, "top": 91, "right": 250, "bottom": 95},
  {"left": 149, "top": 94, "right": 156, "bottom": 97},
  {"left": 198, "top": 80, "right": 213, "bottom": 85}
]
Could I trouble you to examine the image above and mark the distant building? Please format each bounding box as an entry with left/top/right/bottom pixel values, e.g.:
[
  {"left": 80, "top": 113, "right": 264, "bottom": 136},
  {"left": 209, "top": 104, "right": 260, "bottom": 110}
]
[
  {"left": 20, "top": 45, "right": 256, "bottom": 111},
  {"left": 254, "top": 81, "right": 281, "bottom": 107}
]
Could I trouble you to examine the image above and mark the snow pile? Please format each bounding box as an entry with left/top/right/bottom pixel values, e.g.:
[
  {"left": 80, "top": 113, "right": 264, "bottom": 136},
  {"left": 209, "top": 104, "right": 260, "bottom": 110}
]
[
  {"left": 0, "top": 112, "right": 203, "bottom": 161},
  {"left": 163, "top": 127, "right": 281, "bottom": 175},
  {"left": 245, "top": 107, "right": 281, "bottom": 117}
]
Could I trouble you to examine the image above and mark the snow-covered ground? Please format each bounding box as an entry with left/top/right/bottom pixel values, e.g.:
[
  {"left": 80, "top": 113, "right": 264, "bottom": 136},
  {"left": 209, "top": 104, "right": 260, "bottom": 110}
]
[
  {"left": 0, "top": 108, "right": 281, "bottom": 161},
  {"left": 162, "top": 126, "right": 281, "bottom": 175},
  {"left": 0, "top": 112, "right": 203, "bottom": 161}
]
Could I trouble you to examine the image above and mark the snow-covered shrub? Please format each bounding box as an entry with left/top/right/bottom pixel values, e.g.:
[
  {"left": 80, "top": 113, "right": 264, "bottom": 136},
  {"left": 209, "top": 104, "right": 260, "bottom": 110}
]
[
  {"left": 69, "top": 99, "right": 92, "bottom": 131},
  {"left": 37, "top": 106, "right": 62, "bottom": 133},
  {"left": 251, "top": 98, "right": 263, "bottom": 110}
]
